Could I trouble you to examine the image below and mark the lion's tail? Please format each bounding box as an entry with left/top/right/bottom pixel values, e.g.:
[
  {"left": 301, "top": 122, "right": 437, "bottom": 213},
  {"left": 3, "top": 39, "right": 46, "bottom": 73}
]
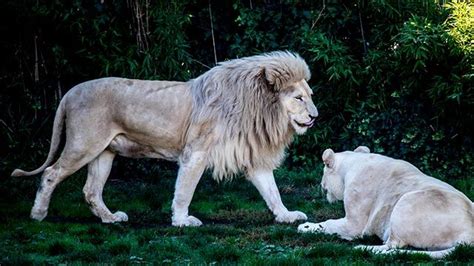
[
  {"left": 355, "top": 245, "right": 456, "bottom": 259},
  {"left": 11, "top": 100, "right": 66, "bottom": 177}
]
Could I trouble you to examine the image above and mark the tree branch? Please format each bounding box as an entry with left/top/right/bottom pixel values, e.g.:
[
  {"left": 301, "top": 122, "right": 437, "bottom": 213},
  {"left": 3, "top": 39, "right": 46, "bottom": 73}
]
[
  {"left": 209, "top": 0, "right": 218, "bottom": 65},
  {"left": 358, "top": 8, "right": 368, "bottom": 55},
  {"left": 311, "top": 0, "right": 326, "bottom": 30}
]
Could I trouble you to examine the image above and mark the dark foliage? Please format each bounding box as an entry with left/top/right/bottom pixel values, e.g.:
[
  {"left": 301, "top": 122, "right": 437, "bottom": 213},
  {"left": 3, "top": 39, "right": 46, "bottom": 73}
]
[{"left": 1, "top": 0, "right": 472, "bottom": 180}]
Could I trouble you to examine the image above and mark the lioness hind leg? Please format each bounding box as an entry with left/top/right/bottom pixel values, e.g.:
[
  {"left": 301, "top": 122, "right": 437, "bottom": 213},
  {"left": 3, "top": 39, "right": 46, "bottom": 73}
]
[
  {"left": 83, "top": 150, "right": 128, "bottom": 223},
  {"left": 389, "top": 189, "right": 470, "bottom": 249}
]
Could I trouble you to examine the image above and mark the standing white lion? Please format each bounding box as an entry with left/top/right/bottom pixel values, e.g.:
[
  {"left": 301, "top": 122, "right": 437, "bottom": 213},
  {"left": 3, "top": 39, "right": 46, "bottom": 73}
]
[
  {"left": 12, "top": 51, "right": 318, "bottom": 227},
  {"left": 298, "top": 146, "right": 473, "bottom": 259}
]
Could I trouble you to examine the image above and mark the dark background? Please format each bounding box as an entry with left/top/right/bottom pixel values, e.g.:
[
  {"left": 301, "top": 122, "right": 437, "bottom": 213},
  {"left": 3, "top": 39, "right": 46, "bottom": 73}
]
[
  {"left": 0, "top": 1, "right": 473, "bottom": 264},
  {"left": 1, "top": 0, "right": 473, "bottom": 180}
]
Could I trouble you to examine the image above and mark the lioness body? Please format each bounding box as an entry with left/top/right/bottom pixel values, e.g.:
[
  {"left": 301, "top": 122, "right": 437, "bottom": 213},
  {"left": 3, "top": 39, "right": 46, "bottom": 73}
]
[
  {"left": 13, "top": 52, "right": 318, "bottom": 226},
  {"left": 299, "top": 147, "right": 473, "bottom": 258}
]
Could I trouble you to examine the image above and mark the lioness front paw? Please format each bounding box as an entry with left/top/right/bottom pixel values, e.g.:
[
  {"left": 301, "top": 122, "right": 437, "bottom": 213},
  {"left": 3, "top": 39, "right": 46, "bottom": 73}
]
[
  {"left": 172, "top": 215, "right": 203, "bottom": 227},
  {"left": 275, "top": 210, "right": 307, "bottom": 223},
  {"left": 102, "top": 211, "right": 129, "bottom": 223},
  {"left": 297, "top": 222, "right": 323, "bottom": 233}
]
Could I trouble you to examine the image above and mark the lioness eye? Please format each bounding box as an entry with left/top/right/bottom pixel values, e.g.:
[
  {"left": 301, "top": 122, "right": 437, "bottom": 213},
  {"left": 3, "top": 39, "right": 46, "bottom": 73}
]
[{"left": 295, "top": 96, "right": 303, "bottom": 101}]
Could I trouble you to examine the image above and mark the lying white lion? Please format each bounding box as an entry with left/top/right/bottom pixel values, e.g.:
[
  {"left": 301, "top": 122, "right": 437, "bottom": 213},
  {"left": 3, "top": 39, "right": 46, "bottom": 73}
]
[
  {"left": 298, "top": 146, "right": 473, "bottom": 259},
  {"left": 12, "top": 51, "right": 317, "bottom": 227}
]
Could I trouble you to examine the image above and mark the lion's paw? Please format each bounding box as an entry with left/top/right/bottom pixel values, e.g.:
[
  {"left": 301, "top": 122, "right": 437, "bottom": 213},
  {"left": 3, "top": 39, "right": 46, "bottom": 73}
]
[
  {"left": 275, "top": 210, "right": 307, "bottom": 223},
  {"left": 30, "top": 208, "right": 47, "bottom": 221},
  {"left": 112, "top": 211, "right": 129, "bottom": 222},
  {"left": 102, "top": 211, "right": 129, "bottom": 223},
  {"left": 297, "top": 222, "right": 323, "bottom": 233},
  {"left": 172, "top": 215, "right": 203, "bottom": 227}
]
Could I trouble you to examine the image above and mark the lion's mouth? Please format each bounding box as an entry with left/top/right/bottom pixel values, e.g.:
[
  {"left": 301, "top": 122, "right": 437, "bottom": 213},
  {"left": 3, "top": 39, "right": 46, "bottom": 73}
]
[{"left": 295, "top": 118, "right": 315, "bottom": 128}]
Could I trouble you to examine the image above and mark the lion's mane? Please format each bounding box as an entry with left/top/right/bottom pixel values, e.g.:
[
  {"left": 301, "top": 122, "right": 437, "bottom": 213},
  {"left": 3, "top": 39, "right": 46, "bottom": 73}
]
[{"left": 190, "top": 51, "right": 311, "bottom": 180}]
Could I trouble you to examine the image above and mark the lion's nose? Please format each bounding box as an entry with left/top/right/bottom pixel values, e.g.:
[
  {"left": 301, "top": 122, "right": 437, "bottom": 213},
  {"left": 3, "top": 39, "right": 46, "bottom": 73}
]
[{"left": 309, "top": 113, "right": 318, "bottom": 124}]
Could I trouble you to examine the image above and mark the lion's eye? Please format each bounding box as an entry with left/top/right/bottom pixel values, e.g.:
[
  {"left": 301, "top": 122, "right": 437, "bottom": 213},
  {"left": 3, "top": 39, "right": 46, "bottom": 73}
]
[{"left": 295, "top": 96, "right": 303, "bottom": 101}]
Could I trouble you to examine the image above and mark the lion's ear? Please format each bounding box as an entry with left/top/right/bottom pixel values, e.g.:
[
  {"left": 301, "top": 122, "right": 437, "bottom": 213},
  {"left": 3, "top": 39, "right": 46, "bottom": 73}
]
[
  {"left": 259, "top": 67, "right": 278, "bottom": 92},
  {"left": 354, "top": 146, "right": 370, "bottom": 153},
  {"left": 322, "top": 148, "right": 335, "bottom": 168}
]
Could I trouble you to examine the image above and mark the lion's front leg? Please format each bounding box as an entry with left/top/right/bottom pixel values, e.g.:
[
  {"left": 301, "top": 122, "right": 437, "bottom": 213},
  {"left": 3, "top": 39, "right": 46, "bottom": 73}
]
[
  {"left": 171, "top": 151, "right": 207, "bottom": 227},
  {"left": 247, "top": 169, "right": 307, "bottom": 223},
  {"left": 298, "top": 218, "right": 361, "bottom": 240}
]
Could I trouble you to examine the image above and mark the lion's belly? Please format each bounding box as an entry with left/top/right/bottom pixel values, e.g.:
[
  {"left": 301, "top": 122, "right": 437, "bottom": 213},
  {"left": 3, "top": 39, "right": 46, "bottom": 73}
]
[{"left": 107, "top": 134, "right": 180, "bottom": 161}]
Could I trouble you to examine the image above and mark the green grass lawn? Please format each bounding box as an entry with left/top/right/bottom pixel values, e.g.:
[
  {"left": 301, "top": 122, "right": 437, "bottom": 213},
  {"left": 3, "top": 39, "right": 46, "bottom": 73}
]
[{"left": 1, "top": 165, "right": 473, "bottom": 264}]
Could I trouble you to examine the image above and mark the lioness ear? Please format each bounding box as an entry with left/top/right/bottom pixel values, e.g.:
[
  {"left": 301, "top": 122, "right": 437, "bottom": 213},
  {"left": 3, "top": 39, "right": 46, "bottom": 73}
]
[
  {"left": 354, "top": 146, "right": 370, "bottom": 153},
  {"left": 322, "top": 148, "right": 335, "bottom": 168}
]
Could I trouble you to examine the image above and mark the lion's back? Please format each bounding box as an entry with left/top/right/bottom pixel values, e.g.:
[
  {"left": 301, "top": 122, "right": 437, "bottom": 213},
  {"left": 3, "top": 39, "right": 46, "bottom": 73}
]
[
  {"left": 59, "top": 77, "right": 192, "bottom": 150},
  {"left": 64, "top": 77, "right": 186, "bottom": 105}
]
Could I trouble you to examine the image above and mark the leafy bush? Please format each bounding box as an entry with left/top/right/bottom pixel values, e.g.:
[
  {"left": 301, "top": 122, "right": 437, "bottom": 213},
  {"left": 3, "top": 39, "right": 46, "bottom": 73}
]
[{"left": 0, "top": 0, "right": 472, "bottom": 181}]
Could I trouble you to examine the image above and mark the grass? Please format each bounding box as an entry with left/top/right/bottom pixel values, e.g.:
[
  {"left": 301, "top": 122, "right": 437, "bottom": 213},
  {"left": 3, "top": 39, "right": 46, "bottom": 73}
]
[{"left": 0, "top": 164, "right": 473, "bottom": 264}]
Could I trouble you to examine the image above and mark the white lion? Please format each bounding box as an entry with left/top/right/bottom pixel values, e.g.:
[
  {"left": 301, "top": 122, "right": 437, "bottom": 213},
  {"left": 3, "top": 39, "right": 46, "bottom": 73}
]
[
  {"left": 12, "top": 51, "right": 318, "bottom": 227},
  {"left": 298, "top": 146, "right": 473, "bottom": 259}
]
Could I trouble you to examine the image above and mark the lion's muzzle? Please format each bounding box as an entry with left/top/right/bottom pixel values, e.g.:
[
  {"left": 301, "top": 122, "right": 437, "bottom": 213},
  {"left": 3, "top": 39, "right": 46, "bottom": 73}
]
[{"left": 296, "top": 116, "right": 316, "bottom": 128}]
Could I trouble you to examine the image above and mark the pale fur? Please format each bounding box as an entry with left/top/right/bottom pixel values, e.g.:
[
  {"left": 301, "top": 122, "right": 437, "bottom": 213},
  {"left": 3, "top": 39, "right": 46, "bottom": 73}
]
[
  {"left": 12, "top": 51, "right": 317, "bottom": 226},
  {"left": 299, "top": 146, "right": 474, "bottom": 259},
  {"left": 191, "top": 51, "right": 311, "bottom": 179}
]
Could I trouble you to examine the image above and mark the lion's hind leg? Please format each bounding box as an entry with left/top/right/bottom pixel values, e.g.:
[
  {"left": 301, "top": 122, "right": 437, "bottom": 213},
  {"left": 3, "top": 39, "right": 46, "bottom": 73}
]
[
  {"left": 83, "top": 150, "right": 128, "bottom": 223},
  {"left": 31, "top": 147, "right": 109, "bottom": 221},
  {"left": 30, "top": 163, "right": 72, "bottom": 221},
  {"left": 31, "top": 126, "right": 118, "bottom": 221}
]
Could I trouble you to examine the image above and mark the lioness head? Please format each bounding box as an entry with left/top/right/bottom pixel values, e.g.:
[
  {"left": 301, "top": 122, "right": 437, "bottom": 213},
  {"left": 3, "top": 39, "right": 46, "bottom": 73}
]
[
  {"left": 279, "top": 79, "right": 318, "bottom": 135},
  {"left": 320, "top": 148, "right": 344, "bottom": 203},
  {"left": 320, "top": 146, "right": 371, "bottom": 203}
]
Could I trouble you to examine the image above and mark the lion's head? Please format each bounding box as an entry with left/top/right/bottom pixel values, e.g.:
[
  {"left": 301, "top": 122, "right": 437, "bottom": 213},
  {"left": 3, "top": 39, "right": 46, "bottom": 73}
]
[
  {"left": 279, "top": 79, "right": 318, "bottom": 135},
  {"left": 190, "top": 51, "right": 318, "bottom": 180},
  {"left": 321, "top": 146, "right": 370, "bottom": 203}
]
